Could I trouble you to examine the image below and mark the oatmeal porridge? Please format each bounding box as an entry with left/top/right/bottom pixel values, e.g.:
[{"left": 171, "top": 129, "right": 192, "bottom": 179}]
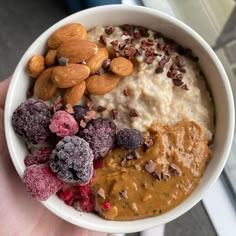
[
  {"left": 88, "top": 25, "right": 214, "bottom": 141},
  {"left": 12, "top": 23, "right": 215, "bottom": 221}
]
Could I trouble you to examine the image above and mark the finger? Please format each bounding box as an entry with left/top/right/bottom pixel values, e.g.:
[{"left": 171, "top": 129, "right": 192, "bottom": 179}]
[{"left": 0, "top": 77, "right": 11, "bottom": 109}]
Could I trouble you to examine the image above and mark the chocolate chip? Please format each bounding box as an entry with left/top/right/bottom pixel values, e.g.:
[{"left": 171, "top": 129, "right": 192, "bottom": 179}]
[
  {"left": 145, "top": 160, "right": 156, "bottom": 173},
  {"left": 129, "top": 109, "right": 139, "bottom": 117},
  {"left": 97, "top": 105, "right": 107, "bottom": 113},
  {"left": 169, "top": 163, "right": 182, "bottom": 176}
]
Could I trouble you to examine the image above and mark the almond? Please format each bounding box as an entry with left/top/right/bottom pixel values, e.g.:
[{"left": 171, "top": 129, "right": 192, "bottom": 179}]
[
  {"left": 86, "top": 48, "right": 109, "bottom": 74},
  {"left": 45, "top": 49, "right": 57, "bottom": 67},
  {"left": 34, "top": 68, "right": 57, "bottom": 100},
  {"left": 51, "top": 64, "right": 90, "bottom": 88},
  {"left": 57, "top": 40, "right": 98, "bottom": 63},
  {"left": 63, "top": 81, "right": 86, "bottom": 106},
  {"left": 48, "top": 23, "right": 87, "bottom": 49},
  {"left": 86, "top": 73, "right": 121, "bottom": 95},
  {"left": 110, "top": 57, "right": 133, "bottom": 77},
  {"left": 27, "top": 55, "right": 45, "bottom": 78}
]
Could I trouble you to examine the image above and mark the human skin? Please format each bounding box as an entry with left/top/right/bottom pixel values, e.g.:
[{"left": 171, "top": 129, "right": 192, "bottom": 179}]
[{"left": 0, "top": 77, "right": 107, "bottom": 236}]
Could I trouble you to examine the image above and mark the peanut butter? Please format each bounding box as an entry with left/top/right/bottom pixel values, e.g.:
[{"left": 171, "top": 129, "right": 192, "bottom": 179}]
[{"left": 91, "top": 120, "right": 211, "bottom": 220}]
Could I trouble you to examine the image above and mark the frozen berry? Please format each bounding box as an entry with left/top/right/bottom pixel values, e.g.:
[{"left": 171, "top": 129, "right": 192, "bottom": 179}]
[
  {"left": 23, "top": 164, "right": 63, "bottom": 201},
  {"left": 73, "top": 185, "right": 95, "bottom": 212},
  {"left": 24, "top": 147, "right": 53, "bottom": 167},
  {"left": 12, "top": 98, "right": 51, "bottom": 144},
  {"left": 49, "top": 110, "right": 78, "bottom": 137},
  {"left": 57, "top": 188, "right": 74, "bottom": 206},
  {"left": 50, "top": 136, "right": 94, "bottom": 185},
  {"left": 73, "top": 105, "right": 89, "bottom": 123},
  {"left": 116, "top": 128, "right": 143, "bottom": 149},
  {"left": 79, "top": 118, "right": 116, "bottom": 159}
]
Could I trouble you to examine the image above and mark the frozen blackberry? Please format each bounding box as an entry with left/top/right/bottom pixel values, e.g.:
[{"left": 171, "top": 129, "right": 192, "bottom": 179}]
[
  {"left": 12, "top": 98, "right": 51, "bottom": 144},
  {"left": 73, "top": 105, "right": 89, "bottom": 123},
  {"left": 116, "top": 128, "right": 143, "bottom": 149},
  {"left": 50, "top": 136, "right": 94, "bottom": 185},
  {"left": 79, "top": 118, "right": 116, "bottom": 159}
]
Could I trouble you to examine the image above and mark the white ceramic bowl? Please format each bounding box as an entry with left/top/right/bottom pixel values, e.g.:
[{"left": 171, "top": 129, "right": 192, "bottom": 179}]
[{"left": 4, "top": 5, "right": 235, "bottom": 233}]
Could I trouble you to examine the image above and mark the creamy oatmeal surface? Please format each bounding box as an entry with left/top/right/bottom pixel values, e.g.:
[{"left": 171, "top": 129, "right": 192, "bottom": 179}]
[{"left": 88, "top": 26, "right": 214, "bottom": 141}]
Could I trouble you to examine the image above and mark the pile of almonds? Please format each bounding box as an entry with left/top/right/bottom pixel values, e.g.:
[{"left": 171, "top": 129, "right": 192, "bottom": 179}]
[{"left": 27, "top": 23, "right": 134, "bottom": 106}]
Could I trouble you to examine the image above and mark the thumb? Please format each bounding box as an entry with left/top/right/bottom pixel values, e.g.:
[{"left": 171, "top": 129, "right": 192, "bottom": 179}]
[{"left": 0, "top": 76, "right": 12, "bottom": 109}]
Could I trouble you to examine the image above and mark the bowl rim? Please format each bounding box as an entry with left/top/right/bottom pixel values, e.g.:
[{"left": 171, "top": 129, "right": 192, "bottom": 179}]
[{"left": 4, "top": 4, "right": 235, "bottom": 233}]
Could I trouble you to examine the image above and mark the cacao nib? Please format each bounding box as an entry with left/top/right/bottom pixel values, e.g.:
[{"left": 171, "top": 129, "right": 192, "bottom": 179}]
[
  {"left": 111, "top": 109, "right": 118, "bottom": 120},
  {"left": 99, "top": 35, "right": 107, "bottom": 45},
  {"left": 145, "top": 160, "right": 156, "bottom": 173},
  {"left": 105, "top": 27, "right": 114, "bottom": 35},
  {"left": 129, "top": 109, "right": 139, "bottom": 117},
  {"left": 97, "top": 105, "right": 107, "bottom": 113},
  {"left": 168, "top": 163, "right": 182, "bottom": 176}
]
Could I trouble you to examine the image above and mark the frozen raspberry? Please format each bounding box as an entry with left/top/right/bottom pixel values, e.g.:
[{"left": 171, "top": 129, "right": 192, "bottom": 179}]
[
  {"left": 49, "top": 110, "right": 78, "bottom": 137},
  {"left": 12, "top": 98, "right": 51, "bottom": 144},
  {"left": 50, "top": 136, "right": 94, "bottom": 185},
  {"left": 73, "top": 105, "right": 89, "bottom": 123},
  {"left": 73, "top": 185, "right": 95, "bottom": 212},
  {"left": 57, "top": 188, "right": 75, "bottom": 206},
  {"left": 116, "top": 128, "right": 143, "bottom": 149},
  {"left": 24, "top": 147, "right": 53, "bottom": 167},
  {"left": 23, "top": 164, "right": 63, "bottom": 201},
  {"left": 79, "top": 118, "right": 116, "bottom": 159}
]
